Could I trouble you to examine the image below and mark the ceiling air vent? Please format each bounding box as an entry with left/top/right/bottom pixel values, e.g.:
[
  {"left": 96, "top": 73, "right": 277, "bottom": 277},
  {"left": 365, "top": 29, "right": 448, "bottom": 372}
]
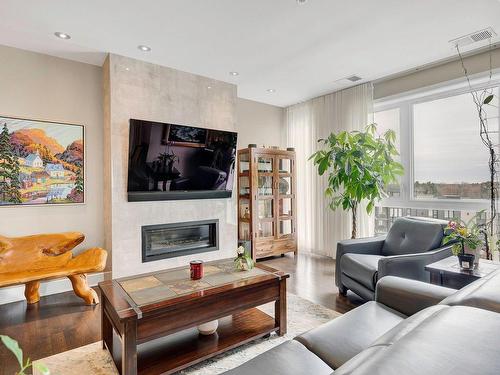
[
  {"left": 346, "top": 75, "right": 362, "bottom": 82},
  {"left": 449, "top": 27, "right": 497, "bottom": 47}
]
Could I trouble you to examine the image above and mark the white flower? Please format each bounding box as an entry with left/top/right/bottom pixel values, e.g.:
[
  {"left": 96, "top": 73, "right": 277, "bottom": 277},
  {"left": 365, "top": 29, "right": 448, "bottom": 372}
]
[{"left": 237, "top": 246, "right": 245, "bottom": 255}]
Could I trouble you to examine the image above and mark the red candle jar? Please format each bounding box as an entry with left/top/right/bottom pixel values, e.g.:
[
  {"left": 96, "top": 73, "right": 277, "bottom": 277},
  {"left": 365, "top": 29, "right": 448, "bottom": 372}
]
[{"left": 190, "top": 260, "right": 204, "bottom": 280}]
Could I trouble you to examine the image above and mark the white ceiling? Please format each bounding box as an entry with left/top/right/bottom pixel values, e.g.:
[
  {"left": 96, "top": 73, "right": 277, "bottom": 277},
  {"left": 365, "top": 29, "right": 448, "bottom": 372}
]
[{"left": 0, "top": 0, "right": 499, "bottom": 107}]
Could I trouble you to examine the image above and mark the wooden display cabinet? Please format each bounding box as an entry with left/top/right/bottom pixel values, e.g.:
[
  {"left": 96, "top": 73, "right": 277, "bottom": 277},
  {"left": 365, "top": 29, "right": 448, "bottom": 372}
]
[{"left": 237, "top": 147, "right": 297, "bottom": 260}]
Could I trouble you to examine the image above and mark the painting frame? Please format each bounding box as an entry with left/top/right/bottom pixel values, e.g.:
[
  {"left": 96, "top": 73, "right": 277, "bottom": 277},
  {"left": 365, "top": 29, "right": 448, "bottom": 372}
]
[{"left": 0, "top": 114, "right": 85, "bottom": 207}]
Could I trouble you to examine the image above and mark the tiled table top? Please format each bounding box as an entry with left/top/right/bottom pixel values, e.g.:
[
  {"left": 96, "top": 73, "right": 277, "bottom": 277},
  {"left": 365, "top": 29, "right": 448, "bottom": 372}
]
[{"left": 117, "top": 260, "right": 269, "bottom": 306}]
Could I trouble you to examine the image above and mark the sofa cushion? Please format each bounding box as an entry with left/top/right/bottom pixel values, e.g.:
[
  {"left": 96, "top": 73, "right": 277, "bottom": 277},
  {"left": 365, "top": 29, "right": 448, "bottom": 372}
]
[
  {"left": 440, "top": 269, "right": 500, "bottom": 313},
  {"left": 335, "top": 305, "right": 500, "bottom": 375},
  {"left": 340, "top": 254, "right": 383, "bottom": 290},
  {"left": 294, "top": 301, "right": 405, "bottom": 369},
  {"left": 381, "top": 217, "right": 444, "bottom": 256},
  {"left": 222, "top": 340, "right": 333, "bottom": 375},
  {"left": 375, "top": 276, "right": 455, "bottom": 316}
]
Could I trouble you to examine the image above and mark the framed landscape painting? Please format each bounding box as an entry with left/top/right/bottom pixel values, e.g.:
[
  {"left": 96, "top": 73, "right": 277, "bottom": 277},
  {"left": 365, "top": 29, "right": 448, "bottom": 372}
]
[{"left": 0, "top": 115, "right": 84, "bottom": 206}]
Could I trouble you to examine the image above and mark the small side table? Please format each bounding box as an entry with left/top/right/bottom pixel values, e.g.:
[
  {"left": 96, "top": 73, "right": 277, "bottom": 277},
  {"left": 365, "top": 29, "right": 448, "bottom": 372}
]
[{"left": 425, "top": 256, "right": 500, "bottom": 289}]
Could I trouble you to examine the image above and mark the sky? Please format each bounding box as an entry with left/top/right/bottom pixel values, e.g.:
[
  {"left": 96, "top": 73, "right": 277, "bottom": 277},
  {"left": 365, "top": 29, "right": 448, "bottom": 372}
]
[
  {"left": 413, "top": 91, "right": 497, "bottom": 184},
  {"left": 375, "top": 89, "right": 499, "bottom": 184},
  {"left": 0, "top": 116, "right": 83, "bottom": 149}
]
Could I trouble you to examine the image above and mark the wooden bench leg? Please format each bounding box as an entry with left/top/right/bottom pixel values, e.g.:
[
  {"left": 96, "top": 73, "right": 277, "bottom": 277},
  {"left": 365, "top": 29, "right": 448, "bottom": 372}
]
[
  {"left": 25, "top": 281, "right": 41, "bottom": 304},
  {"left": 68, "top": 274, "right": 99, "bottom": 305}
]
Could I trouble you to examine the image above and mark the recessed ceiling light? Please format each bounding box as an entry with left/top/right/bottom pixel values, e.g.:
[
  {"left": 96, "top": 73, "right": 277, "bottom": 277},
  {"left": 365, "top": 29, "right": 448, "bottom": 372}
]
[
  {"left": 54, "top": 32, "right": 71, "bottom": 40},
  {"left": 229, "top": 71, "right": 239, "bottom": 76},
  {"left": 207, "top": 86, "right": 212, "bottom": 89},
  {"left": 267, "top": 89, "right": 276, "bottom": 93},
  {"left": 138, "top": 45, "right": 151, "bottom": 52}
]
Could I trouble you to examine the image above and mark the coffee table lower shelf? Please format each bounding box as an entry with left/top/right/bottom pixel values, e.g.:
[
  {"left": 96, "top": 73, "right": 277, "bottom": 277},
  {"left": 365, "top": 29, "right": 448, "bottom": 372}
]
[{"left": 109, "top": 308, "right": 277, "bottom": 375}]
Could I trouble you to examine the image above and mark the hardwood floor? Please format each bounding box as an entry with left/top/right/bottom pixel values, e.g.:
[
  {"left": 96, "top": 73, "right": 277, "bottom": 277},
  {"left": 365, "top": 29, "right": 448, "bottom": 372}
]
[
  {"left": 262, "top": 252, "right": 364, "bottom": 314},
  {"left": 0, "top": 252, "right": 362, "bottom": 375}
]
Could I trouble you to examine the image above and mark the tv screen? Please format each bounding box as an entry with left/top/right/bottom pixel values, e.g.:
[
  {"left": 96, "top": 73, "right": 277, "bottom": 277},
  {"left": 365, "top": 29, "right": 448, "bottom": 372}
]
[{"left": 127, "top": 119, "right": 237, "bottom": 201}]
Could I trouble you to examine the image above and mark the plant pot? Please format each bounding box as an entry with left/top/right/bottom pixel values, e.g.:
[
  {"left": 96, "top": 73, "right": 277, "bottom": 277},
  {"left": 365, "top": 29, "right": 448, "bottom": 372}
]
[
  {"left": 457, "top": 253, "right": 475, "bottom": 271},
  {"left": 464, "top": 245, "right": 481, "bottom": 268}
]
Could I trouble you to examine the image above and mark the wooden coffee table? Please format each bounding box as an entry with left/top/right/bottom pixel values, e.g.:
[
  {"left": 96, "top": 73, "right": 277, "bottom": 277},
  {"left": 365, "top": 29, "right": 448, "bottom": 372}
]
[
  {"left": 98, "top": 260, "right": 289, "bottom": 375},
  {"left": 425, "top": 256, "right": 500, "bottom": 289}
]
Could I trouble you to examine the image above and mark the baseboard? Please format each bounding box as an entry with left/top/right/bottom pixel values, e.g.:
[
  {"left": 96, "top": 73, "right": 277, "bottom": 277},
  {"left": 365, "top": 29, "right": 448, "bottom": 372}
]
[{"left": 0, "top": 272, "right": 108, "bottom": 305}]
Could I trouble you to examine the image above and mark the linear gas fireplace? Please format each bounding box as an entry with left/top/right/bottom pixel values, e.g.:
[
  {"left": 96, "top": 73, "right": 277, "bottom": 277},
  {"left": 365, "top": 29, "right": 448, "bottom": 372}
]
[{"left": 142, "top": 219, "right": 219, "bottom": 263}]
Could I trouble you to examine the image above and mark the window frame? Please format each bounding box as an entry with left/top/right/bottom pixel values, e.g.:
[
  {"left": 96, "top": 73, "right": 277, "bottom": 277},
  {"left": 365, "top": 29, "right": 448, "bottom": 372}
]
[{"left": 374, "top": 71, "right": 500, "bottom": 212}]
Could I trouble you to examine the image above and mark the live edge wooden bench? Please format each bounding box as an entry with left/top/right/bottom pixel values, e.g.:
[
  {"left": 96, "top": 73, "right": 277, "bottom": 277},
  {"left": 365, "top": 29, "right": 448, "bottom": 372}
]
[{"left": 0, "top": 232, "right": 107, "bottom": 305}]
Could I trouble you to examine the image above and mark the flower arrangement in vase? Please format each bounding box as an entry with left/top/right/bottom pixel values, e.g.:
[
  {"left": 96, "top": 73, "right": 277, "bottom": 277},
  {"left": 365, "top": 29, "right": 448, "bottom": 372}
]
[
  {"left": 234, "top": 246, "right": 254, "bottom": 271},
  {"left": 443, "top": 211, "right": 485, "bottom": 270}
]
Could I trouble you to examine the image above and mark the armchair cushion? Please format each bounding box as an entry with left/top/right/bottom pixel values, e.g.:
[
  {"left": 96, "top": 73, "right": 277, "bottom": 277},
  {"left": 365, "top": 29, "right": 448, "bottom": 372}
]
[
  {"left": 335, "top": 236, "right": 385, "bottom": 288},
  {"left": 340, "top": 254, "right": 384, "bottom": 290},
  {"left": 381, "top": 217, "right": 445, "bottom": 256}
]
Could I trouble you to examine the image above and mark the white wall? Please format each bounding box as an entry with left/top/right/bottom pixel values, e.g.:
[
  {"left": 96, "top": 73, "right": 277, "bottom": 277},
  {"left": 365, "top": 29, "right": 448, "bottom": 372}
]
[
  {"left": 0, "top": 45, "right": 104, "bottom": 303},
  {"left": 236, "top": 98, "right": 284, "bottom": 149},
  {"left": 104, "top": 54, "right": 239, "bottom": 278}
]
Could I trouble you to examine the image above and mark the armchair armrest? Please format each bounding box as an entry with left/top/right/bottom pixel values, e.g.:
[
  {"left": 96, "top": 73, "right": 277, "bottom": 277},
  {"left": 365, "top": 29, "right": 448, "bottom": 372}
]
[
  {"left": 335, "top": 236, "right": 386, "bottom": 287},
  {"left": 377, "top": 244, "right": 452, "bottom": 282},
  {"left": 375, "top": 276, "right": 455, "bottom": 316}
]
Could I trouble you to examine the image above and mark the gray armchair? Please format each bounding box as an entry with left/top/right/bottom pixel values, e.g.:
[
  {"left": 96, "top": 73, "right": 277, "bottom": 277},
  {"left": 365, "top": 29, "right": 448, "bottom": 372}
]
[{"left": 335, "top": 217, "right": 452, "bottom": 300}]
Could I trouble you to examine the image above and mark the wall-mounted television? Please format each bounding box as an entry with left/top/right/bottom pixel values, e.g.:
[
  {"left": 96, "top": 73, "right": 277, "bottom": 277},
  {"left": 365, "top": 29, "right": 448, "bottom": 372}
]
[{"left": 127, "top": 119, "right": 237, "bottom": 202}]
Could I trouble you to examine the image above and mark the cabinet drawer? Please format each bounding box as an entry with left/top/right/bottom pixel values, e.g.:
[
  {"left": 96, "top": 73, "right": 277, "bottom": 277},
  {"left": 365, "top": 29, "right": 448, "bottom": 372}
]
[
  {"left": 272, "top": 239, "right": 296, "bottom": 253},
  {"left": 255, "top": 239, "right": 296, "bottom": 258}
]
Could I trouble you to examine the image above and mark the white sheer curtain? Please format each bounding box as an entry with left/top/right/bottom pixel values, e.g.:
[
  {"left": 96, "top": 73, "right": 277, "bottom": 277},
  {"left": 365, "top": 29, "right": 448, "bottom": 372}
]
[{"left": 285, "top": 83, "right": 374, "bottom": 258}]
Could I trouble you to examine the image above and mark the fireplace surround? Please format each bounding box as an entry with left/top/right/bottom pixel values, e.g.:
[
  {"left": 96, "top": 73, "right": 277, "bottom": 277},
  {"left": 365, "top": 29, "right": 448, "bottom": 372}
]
[{"left": 141, "top": 219, "right": 219, "bottom": 262}]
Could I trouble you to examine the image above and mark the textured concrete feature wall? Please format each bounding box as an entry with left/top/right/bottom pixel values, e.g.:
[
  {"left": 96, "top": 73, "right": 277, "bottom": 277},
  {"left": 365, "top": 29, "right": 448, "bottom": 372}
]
[{"left": 104, "top": 54, "right": 238, "bottom": 278}]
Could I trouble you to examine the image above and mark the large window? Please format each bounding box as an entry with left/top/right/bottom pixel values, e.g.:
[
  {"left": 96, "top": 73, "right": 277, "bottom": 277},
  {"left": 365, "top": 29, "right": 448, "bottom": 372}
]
[
  {"left": 374, "top": 108, "right": 401, "bottom": 197},
  {"left": 413, "top": 89, "right": 499, "bottom": 200},
  {"left": 374, "top": 74, "right": 500, "bottom": 214}
]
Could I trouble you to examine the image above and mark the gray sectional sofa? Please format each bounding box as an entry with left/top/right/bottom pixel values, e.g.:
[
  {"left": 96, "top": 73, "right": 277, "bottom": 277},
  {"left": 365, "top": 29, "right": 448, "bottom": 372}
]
[{"left": 224, "top": 270, "right": 500, "bottom": 375}]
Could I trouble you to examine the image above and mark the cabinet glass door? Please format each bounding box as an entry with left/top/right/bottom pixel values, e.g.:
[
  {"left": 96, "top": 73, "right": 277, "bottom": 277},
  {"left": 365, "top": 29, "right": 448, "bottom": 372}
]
[
  {"left": 239, "top": 152, "right": 250, "bottom": 174},
  {"left": 277, "top": 155, "right": 294, "bottom": 238},
  {"left": 256, "top": 155, "right": 275, "bottom": 239},
  {"left": 279, "top": 197, "right": 293, "bottom": 217},
  {"left": 278, "top": 157, "right": 292, "bottom": 174},
  {"left": 278, "top": 219, "right": 293, "bottom": 238},
  {"left": 278, "top": 156, "right": 293, "bottom": 194}
]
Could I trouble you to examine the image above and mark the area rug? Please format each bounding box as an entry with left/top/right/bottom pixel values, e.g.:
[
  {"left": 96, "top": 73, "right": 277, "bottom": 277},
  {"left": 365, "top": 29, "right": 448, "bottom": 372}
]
[{"left": 34, "top": 293, "right": 341, "bottom": 375}]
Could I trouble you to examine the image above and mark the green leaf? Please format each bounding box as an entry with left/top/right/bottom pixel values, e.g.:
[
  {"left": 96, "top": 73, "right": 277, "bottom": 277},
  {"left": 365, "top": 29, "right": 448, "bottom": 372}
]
[
  {"left": 0, "top": 335, "right": 23, "bottom": 368},
  {"left": 318, "top": 157, "right": 330, "bottom": 175},
  {"left": 311, "top": 124, "right": 404, "bottom": 220},
  {"left": 33, "top": 362, "right": 50, "bottom": 375},
  {"left": 484, "top": 94, "right": 494, "bottom": 105}
]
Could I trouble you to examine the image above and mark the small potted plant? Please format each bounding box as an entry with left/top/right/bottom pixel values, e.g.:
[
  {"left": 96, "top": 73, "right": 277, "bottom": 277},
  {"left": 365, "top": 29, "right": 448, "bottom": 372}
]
[
  {"left": 443, "top": 212, "right": 484, "bottom": 270},
  {"left": 234, "top": 246, "right": 254, "bottom": 271}
]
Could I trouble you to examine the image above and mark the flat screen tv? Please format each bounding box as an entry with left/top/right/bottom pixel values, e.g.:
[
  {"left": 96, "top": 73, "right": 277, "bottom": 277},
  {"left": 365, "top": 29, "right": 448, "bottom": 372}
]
[{"left": 127, "top": 119, "right": 237, "bottom": 202}]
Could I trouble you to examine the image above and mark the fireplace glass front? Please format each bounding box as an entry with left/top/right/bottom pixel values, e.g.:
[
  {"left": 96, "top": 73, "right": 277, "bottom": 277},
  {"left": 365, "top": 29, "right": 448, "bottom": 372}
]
[{"left": 142, "top": 219, "right": 219, "bottom": 262}]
